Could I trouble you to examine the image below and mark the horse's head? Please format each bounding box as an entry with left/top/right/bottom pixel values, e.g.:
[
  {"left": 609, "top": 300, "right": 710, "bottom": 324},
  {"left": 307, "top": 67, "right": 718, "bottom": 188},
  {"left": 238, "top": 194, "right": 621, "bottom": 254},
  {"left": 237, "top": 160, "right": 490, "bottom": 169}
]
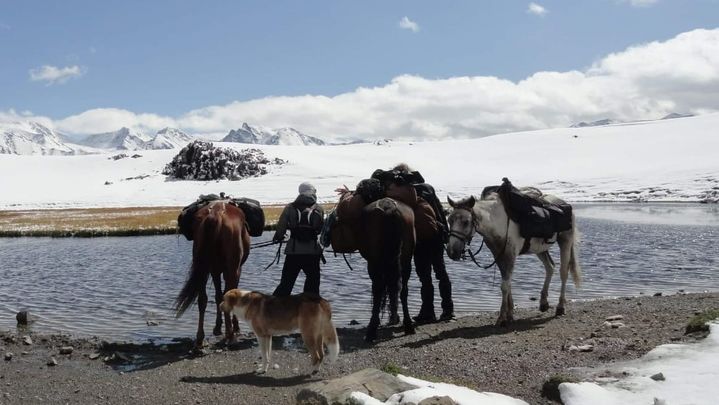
[{"left": 446, "top": 195, "right": 477, "bottom": 261}]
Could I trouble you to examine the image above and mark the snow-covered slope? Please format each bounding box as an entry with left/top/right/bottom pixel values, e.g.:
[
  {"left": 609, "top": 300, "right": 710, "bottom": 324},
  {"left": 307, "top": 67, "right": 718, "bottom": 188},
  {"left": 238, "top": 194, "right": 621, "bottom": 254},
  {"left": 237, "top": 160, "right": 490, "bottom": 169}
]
[
  {"left": 0, "top": 121, "right": 76, "bottom": 155},
  {"left": 78, "top": 127, "right": 151, "bottom": 151},
  {"left": 222, "top": 123, "right": 325, "bottom": 145},
  {"left": 0, "top": 113, "right": 717, "bottom": 209},
  {"left": 144, "top": 127, "right": 193, "bottom": 150}
]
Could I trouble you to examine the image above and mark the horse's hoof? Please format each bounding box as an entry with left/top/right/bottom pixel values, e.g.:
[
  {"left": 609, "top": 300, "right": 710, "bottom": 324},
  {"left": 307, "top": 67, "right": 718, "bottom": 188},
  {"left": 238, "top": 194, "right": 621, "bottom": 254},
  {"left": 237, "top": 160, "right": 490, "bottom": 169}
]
[
  {"left": 495, "top": 318, "right": 510, "bottom": 327},
  {"left": 404, "top": 323, "right": 416, "bottom": 335},
  {"left": 555, "top": 307, "right": 566, "bottom": 317},
  {"left": 212, "top": 326, "right": 222, "bottom": 336},
  {"left": 388, "top": 314, "right": 400, "bottom": 326},
  {"left": 539, "top": 302, "right": 550, "bottom": 312}
]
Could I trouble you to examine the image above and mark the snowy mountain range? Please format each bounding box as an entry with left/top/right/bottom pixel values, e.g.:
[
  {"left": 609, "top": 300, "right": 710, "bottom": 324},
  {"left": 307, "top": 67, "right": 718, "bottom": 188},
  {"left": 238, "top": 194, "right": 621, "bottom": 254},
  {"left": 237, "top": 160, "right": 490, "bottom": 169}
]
[
  {"left": 0, "top": 121, "right": 77, "bottom": 155},
  {"left": 222, "top": 123, "right": 325, "bottom": 146},
  {"left": 0, "top": 122, "right": 195, "bottom": 155}
]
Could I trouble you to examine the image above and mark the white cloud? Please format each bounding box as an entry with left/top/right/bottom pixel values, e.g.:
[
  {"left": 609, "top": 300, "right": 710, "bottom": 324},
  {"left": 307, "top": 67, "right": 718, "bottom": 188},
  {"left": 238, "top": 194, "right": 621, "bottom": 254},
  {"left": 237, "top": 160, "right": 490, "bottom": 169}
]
[
  {"left": 527, "top": 2, "right": 548, "bottom": 16},
  {"left": 29, "top": 65, "right": 84, "bottom": 86},
  {"left": 398, "top": 16, "right": 420, "bottom": 33},
  {"left": 7, "top": 28, "right": 719, "bottom": 141},
  {"left": 56, "top": 108, "right": 176, "bottom": 135},
  {"left": 622, "top": 0, "right": 659, "bottom": 7}
]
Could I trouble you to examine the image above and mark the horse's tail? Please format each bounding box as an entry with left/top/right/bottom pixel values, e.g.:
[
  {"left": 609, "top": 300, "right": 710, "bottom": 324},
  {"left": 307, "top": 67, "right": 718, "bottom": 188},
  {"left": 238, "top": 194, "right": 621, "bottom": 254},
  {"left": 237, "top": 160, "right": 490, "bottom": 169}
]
[
  {"left": 569, "top": 214, "right": 582, "bottom": 289},
  {"left": 174, "top": 205, "right": 223, "bottom": 317}
]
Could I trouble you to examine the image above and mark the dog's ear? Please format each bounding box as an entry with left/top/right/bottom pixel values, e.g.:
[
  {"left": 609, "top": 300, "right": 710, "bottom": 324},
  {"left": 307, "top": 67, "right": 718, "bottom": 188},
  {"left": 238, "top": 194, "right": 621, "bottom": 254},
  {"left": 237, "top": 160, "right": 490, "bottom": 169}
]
[{"left": 221, "top": 289, "right": 238, "bottom": 312}]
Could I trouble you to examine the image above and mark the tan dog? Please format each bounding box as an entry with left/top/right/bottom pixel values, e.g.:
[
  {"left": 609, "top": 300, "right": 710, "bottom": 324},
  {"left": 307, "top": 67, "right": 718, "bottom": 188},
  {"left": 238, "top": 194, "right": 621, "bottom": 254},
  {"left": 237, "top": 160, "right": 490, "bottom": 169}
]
[{"left": 220, "top": 289, "right": 339, "bottom": 373}]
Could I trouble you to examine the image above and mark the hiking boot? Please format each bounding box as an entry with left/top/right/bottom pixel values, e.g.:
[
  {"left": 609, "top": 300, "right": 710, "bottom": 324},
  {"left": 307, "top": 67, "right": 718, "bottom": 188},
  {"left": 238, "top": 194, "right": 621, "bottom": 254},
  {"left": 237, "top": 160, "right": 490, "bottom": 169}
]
[
  {"left": 413, "top": 313, "right": 437, "bottom": 325},
  {"left": 439, "top": 311, "right": 455, "bottom": 322}
]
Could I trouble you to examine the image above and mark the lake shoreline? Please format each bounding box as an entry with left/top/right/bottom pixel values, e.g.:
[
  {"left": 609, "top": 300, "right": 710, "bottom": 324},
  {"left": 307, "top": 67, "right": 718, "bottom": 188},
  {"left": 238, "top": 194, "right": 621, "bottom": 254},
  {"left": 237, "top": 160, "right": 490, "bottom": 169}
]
[
  {"left": 0, "top": 201, "right": 715, "bottom": 238},
  {"left": 1, "top": 292, "right": 717, "bottom": 404}
]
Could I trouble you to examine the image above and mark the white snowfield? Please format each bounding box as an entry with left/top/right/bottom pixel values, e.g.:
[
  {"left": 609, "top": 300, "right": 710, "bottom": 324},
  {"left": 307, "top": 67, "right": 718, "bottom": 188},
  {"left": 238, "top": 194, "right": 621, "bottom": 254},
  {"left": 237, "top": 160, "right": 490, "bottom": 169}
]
[
  {"left": 350, "top": 375, "right": 528, "bottom": 405},
  {"left": 560, "top": 322, "right": 719, "bottom": 405},
  {"left": 0, "top": 113, "right": 717, "bottom": 209}
]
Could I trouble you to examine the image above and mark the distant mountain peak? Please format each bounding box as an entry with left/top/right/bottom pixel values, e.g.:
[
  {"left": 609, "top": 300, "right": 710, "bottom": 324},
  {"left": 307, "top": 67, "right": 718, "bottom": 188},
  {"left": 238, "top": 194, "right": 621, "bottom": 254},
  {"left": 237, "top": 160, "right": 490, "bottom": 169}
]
[
  {"left": 662, "top": 112, "right": 694, "bottom": 120},
  {"left": 0, "top": 120, "right": 76, "bottom": 155},
  {"left": 222, "top": 123, "right": 325, "bottom": 146},
  {"left": 570, "top": 118, "right": 619, "bottom": 128}
]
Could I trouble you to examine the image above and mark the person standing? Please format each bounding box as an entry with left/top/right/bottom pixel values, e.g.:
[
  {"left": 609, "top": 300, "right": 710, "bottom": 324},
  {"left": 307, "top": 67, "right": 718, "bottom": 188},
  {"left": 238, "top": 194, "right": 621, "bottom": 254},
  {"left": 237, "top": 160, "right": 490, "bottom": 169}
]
[{"left": 272, "top": 182, "right": 325, "bottom": 296}]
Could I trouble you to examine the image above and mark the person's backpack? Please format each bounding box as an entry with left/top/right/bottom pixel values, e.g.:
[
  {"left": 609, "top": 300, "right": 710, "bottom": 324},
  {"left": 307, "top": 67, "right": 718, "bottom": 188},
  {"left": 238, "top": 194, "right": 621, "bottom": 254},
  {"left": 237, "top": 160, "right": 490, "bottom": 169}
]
[{"left": 290, "top": 203, "right": 323, "bottom": 242}]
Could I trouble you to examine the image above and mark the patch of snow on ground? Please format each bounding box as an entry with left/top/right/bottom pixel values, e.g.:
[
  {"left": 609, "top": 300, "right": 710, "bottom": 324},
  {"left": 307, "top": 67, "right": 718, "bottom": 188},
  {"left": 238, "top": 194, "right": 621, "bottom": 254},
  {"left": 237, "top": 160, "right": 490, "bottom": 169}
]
[
  {"left": 560, "top": 322, "right": 719, "bottom": 405},
  {"left": 349, "top": 375, "right": 528, "bottom": 405}
]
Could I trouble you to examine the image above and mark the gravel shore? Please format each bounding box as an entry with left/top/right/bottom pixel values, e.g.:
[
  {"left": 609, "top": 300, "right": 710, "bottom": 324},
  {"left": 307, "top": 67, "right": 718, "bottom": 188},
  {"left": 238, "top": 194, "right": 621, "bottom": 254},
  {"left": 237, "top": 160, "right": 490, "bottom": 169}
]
[{"left": 1, "top": 292, "right": 717, "bottom": 404}]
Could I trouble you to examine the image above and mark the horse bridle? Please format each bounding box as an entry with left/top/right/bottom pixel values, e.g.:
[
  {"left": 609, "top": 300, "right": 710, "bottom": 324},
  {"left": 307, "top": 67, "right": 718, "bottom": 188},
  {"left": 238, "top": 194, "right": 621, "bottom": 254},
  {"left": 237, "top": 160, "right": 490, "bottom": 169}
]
[{"left": 448, "top": 205, "right": 510, "bottom": 270}]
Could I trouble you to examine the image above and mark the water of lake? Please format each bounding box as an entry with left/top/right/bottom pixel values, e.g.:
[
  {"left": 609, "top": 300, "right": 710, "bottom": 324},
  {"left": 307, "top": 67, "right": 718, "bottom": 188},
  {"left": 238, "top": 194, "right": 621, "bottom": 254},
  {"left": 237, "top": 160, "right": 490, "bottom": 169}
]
[{"left": 0, "top": 203, "right": 717, "bottom": 342}]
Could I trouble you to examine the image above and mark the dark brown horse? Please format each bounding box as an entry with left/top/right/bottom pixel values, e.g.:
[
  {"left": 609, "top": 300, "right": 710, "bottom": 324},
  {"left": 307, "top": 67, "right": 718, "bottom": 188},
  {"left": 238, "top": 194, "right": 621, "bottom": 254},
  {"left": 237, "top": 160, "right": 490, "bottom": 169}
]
[
  {"left": 359, "top": 197, "right": 416, "bottom": 342},
  {"left": 174, "top": 201, "right": 250, "bottom": 347}
]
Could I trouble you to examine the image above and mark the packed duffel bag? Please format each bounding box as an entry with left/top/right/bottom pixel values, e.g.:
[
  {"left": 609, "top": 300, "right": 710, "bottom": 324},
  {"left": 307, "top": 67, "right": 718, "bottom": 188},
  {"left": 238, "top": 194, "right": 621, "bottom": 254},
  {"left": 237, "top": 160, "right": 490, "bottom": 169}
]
[
  {"left": 385, "top": 183, "right": 418, "bottom": 208},
  {"left": 330, "top": 220, "right": 359, "bottom": 253},
  {"left": 336, "top": 192, "right": 366, "bottom": 223},
  {"left": 231, "top": 197, "right": 266, "bottom": 237},
  {"left": 414, "top": 198, "right": 439, "bottom": 241}
]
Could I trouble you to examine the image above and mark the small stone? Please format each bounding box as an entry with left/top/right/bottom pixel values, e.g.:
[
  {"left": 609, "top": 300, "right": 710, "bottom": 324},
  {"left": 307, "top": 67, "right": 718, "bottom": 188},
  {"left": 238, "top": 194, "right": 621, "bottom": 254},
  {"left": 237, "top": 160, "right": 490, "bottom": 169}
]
[
  {"left": 611, "top": 322, "right": 625, "bottom": 329},
  {"left": 273, "top": 363, "right": 280, "bottom": 369},
  {"left": 146, "top": 320, "right": 160, "bottom": 326},
  {"left": 529, "top": 297, "right": 538, "bottom": 301},
  {"left": 653, "top": 292, "right": 663, "bottom": 297},
  {"left": 605, "top": 315, "right": 624, "bottom": 322},
  {"left": 88, "top": 353, "right": 100, "bottom": 360},
  {"left": 568, "top": 344, "right": 594, "bottom": 353},
  {"left": 650, "top": 372, "right": 666, "bottom": 381},
  {"left": 3, "top": 353, "right": 12, "bottom": 361},
  {"left": 47, "top": 357, "right": 58, "bottom": 367},
  {"left": 22, "top": 336, "right": 33, "bottom": 346},
  {"left": 349, "top": 320, "right": 360, "bottom": 325},
  {"left": 21, "top": 351, "right": 29, "bottom": 356},
  {"left": 59, "top": 346, "right": 74, "bottom": 355}
]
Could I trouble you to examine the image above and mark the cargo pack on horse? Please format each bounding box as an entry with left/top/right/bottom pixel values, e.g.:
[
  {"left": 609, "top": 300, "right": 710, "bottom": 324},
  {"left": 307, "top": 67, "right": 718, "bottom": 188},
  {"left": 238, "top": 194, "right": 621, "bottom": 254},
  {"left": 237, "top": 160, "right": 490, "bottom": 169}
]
[
  {"left": 446, "top": 178, "right": 581, "bottom": 326},
  {"left": 174, "top": 199, "right": 258, "bottom": 347}
]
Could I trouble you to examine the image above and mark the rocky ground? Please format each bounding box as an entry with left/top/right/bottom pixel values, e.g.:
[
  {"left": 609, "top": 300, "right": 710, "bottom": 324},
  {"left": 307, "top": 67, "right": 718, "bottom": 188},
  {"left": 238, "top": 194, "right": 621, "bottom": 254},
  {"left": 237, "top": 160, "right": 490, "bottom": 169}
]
[{"left": 1, "top": 292, "right": 717, "bottom": 405}]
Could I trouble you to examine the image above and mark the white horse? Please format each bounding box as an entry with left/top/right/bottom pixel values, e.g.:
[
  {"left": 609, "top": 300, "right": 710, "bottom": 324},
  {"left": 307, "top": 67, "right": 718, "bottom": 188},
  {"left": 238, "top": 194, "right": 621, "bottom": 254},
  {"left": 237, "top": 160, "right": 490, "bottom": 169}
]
[{"left": 446, "top": 188, "right": 581, "bottom": 326}]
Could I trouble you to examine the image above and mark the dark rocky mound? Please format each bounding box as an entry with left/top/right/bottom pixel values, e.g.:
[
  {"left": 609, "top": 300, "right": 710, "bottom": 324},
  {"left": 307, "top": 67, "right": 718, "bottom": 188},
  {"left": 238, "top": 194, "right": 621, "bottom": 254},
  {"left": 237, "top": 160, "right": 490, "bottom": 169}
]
[{"left": 162, "top": 140, "right": 284, "bottom": 181}]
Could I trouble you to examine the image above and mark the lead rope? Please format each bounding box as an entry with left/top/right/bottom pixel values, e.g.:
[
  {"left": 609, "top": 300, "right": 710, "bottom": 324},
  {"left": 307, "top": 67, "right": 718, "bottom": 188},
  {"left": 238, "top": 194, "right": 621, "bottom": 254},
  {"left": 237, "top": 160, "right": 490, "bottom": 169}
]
[{"left": 263, "top": 240, "right": 283, "bottom": 271}]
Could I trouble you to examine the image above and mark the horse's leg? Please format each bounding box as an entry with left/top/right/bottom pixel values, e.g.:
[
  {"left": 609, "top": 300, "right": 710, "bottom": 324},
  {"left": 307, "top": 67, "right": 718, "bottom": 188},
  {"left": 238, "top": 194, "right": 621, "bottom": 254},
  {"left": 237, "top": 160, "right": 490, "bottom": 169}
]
[
  {"left": 365, "top": 265, "right": 383, "bottom": 343},
  {"left": 387, "top": 262, "right": 400, "bottom": 326},
  {"left": 496, "top": 256, "right": 515, "bottom": 327},
  {"left": 212, "top": 273, "right": 223, "bottom": 336},
  {"left": 537, "top": 251, "right": 555, "bottom": 312},
  {"left": 223, "top": 270, "right": 239, "bottom": 342},
  {"left": 196, "top": 286, "right": 208, "bottom": 348},
  {"left": 556, "top": 240, "right": 572, "bottom": 316},
  {"left": 400, "top": 254, "right": 415, "bottom": 335}
]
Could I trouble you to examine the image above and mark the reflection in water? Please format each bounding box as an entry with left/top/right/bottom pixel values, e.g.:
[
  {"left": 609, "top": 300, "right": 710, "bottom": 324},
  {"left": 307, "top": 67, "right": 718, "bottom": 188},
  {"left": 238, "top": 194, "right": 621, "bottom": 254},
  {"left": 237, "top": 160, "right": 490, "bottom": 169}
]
[{"left": 0, "top": 204, "right": 717, "bottom": 342}]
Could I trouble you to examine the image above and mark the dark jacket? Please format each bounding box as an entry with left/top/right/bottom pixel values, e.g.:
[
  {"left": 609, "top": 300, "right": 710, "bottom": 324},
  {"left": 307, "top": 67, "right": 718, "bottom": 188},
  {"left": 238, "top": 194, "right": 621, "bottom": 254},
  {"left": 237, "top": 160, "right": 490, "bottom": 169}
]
[{"left": 273, "top": 193, "right": 324, "bottom": 255}]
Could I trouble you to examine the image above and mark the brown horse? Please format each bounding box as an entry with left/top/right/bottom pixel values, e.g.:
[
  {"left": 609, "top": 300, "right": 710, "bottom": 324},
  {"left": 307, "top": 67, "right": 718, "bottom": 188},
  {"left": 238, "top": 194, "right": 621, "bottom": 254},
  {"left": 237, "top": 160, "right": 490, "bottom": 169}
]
[
  {"left": 359, "top": 197, "right": 416, "bottom": 342},
  {"left": 174, "top": 201, "right": 250, "bottom": 347}
]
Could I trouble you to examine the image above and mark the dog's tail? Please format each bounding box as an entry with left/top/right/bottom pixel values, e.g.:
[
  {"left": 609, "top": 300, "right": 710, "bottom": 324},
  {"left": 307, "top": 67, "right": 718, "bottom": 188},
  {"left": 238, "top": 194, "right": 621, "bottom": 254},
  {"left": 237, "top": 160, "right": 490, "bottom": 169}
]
[{"left": 322, "top": 302, "right": 340, "bottom": 363}]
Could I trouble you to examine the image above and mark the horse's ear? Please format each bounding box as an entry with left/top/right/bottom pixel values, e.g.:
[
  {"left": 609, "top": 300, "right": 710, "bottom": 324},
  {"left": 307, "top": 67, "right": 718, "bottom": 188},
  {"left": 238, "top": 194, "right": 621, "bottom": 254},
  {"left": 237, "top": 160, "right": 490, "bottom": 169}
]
[
  {"left": 468, "top": 196, "right": 476, "bottom": 207},
  {"left": 447, "top": 196, "right": 456, "bottom": 208}
]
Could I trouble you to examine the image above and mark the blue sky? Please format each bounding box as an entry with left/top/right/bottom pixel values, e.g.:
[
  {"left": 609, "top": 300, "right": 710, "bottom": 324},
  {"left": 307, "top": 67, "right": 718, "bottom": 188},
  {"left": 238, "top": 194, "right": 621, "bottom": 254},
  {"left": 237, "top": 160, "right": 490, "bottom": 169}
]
[{"left": 1, "top": 1, "right": 718, "bottom": 139}]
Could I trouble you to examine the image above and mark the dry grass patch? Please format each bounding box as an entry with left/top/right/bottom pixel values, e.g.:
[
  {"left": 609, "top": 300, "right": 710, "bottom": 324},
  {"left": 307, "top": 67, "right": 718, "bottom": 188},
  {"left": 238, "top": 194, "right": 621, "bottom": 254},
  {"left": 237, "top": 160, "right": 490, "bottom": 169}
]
[{"left": 0, "top": 204, "right": 334, "bottom": 237}]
